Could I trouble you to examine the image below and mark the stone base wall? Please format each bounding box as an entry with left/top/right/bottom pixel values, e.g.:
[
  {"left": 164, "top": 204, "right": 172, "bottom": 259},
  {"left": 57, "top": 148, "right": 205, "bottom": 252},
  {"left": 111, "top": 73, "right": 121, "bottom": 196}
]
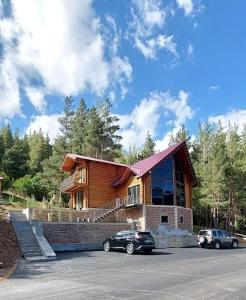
[
  {"left": 177, "top": 206, "right": 192, "bottom": 232},
  {"left": 144, "top": 205, "right": 193, "bottom": 232},
  {"left": 43, "top": 222, "right": 131, "bottom": 247},
  {"left": 145, "top": 205, "right": 176, "bottom": 230}
]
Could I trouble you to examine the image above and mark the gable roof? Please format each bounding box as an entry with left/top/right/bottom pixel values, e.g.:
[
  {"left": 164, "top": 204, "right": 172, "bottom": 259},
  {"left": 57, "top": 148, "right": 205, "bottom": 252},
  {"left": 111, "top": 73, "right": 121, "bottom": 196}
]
[
  {"left": 61, "top": 153, "right": 128, "bottom": 172},
  {"left": 61, "top": 141, "right": 197, "bottom": 187},
  {"left": 113, "top": 141, "right": 197, "bottom": 187},
  {"left": 129, "top": 141, "right": 184, "bottom": 177}
]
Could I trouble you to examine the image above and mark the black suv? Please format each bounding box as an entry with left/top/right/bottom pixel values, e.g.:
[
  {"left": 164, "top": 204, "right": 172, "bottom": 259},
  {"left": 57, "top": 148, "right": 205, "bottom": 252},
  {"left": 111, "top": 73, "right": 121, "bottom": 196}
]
[
  {"left": 197, "top": 229, "right": 239, "bottom": 249},
  {"left": 103, "top": 230, "right": 156, "bottom": 255}
]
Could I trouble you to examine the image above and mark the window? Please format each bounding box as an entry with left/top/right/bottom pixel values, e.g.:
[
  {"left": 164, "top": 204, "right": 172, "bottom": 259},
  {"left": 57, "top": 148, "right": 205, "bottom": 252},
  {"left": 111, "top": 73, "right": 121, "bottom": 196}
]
[
  {"left": 76, "top": 192, "right": 83, "bottom": 210},
  {"left": 161, "top": 215, "right": 169, "bottom": 223},
  {"left": 175, "top": 157, "right": 186, "bottom": 207},
  {"left": 212, "top": 231, "right": 218, "bottom": 237},
  {"left": 217, "top": 230, "right": 226, "bottom": 238},
  {"left": 152, "top": 157, "right": 174, "bottom": 205},
  {"left": 180, "top": 216, "right": 183, "bottom": 224},
  {"left": 128, "top": 185, "right": 140, "bottom": 203}
]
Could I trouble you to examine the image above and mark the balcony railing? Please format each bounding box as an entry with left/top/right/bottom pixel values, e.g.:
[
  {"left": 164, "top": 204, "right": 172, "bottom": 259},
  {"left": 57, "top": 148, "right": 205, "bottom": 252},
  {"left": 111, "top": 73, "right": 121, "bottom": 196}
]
[{"left": 61, "top": 172, "right": 86, "bottom": 192}]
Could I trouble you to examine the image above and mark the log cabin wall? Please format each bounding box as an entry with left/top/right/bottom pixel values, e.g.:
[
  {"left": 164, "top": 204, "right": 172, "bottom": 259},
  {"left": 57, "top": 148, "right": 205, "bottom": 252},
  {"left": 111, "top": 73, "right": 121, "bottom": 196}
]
[
  {"left": 184, "top": 174, "right": 192, "bottom": 209},
  {"left": 143, "top": 173, "right": 152, "bottom": 205},
  {"left": 88, "top": 161, "right": 126, "bottom": 208},
  {"left": 116, "top": 175, "right": 143, "bottom": 203}
]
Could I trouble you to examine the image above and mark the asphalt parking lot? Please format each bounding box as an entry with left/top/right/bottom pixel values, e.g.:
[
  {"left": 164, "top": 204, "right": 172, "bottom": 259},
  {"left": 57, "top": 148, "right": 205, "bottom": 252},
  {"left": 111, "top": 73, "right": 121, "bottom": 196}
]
[{"left": 1, "top": 246, "right": 246, "bottom": 300}]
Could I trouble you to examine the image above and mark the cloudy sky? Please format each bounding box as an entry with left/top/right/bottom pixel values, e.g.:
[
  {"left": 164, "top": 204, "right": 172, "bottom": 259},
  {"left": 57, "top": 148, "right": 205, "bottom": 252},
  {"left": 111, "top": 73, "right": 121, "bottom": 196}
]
[{"left": 0, "top": 0, "right": 246, "bottom": 149}]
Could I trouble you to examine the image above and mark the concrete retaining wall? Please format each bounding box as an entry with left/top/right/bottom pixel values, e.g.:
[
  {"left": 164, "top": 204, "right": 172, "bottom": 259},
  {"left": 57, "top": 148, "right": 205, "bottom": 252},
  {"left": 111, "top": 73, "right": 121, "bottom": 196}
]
[{"left": 155, "top": 235, "right": 197, "bottom": 248}]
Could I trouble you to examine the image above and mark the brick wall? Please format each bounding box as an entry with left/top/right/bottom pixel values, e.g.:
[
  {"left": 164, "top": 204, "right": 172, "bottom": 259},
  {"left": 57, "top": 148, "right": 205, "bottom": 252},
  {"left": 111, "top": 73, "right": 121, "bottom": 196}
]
[
  {"left": 144, "top": 205, "right": 193, "bottom": 232},
  {"left": 177, "top": 206, "right": 192, "bottom": 232},
  {"left": 145, "top": 205, "right": 176, "bottom": 231},
  {"left": 43, "top": 222, "right": 131, "bottom": 245}
]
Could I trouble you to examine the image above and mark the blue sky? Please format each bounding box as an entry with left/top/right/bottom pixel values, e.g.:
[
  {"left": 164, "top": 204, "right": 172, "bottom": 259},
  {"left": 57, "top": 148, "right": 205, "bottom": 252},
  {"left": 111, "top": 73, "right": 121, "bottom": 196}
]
[{"left": 0, "top": 0, "right": 245, "bottom": 150}]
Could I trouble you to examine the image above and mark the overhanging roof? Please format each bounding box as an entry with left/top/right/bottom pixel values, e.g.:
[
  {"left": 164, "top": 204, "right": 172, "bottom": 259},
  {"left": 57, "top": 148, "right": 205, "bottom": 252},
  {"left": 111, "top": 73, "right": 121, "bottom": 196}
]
[
  {"left": 60, "top": 153, "right": 128, "bottom": 172},
  {"left": 113, "top": 141, "right": 197, "bottom": 187}
]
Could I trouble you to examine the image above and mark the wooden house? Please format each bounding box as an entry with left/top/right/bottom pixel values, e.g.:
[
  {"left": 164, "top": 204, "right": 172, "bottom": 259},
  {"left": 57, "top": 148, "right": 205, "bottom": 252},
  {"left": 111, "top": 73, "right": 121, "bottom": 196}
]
[{"left": 60, "top": 141, "right": 197, "bottom": 232}]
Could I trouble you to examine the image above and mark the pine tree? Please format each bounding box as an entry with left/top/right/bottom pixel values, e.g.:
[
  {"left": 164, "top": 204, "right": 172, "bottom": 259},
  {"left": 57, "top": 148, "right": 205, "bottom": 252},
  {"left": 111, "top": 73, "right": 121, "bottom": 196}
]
[
  {"left": 139, "top": 131, "right": 155, "bottom": 159},
  {"left": 1, "top": 124, "right": 14, "bottom": 149},
  {"left": 0, "top": 135, "right": 5, "bottom": 168},
  {"left": 71, "top": 98, "right": 88, "bottom": 154},
  {"left": 58, "top": 96, "right": 74, "bottom": 152},
  {"left": 99, "top": 99, "right": 122, "bottom": 160},
  {"left": 169, "top": 125, "right": 191, "bottom": 150},
  {"left": 2, "top": 134, "right": 29, "bottom": 180},
  {"left": 85, "top": 107, "right": 104, "bottom": 158},
  {"left": 28, "top": 130, "right": 51, "bottom": 175}
]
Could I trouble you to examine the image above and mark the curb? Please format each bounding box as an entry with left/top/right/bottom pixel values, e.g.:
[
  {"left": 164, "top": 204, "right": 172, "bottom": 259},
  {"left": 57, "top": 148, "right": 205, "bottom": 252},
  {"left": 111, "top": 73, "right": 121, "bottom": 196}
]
[{"left": 0, "top": 262, "right": 18, "bottom": 283}]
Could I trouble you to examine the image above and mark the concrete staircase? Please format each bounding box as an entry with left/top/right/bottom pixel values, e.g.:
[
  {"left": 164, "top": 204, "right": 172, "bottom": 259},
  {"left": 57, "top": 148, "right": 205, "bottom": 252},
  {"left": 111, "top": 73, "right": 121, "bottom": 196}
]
[{"left": 10, "top": 211, "right": 50, "bottom": 261}]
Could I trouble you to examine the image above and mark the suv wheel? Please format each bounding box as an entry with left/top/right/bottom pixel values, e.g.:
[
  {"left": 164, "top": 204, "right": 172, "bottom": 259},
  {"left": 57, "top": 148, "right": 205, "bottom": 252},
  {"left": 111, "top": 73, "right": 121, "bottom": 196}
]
[
  {"left": 214, "top": 241, "right": 221, "bottom": 249},
  {"left": 231, "top": 241, "right": 238, "bottom": 249},
  {"left": 104, "top": 241, "right": 110, "bottom": 252},
  {"left": 126, "top": 243, "right": 135, "bottom": 255}
]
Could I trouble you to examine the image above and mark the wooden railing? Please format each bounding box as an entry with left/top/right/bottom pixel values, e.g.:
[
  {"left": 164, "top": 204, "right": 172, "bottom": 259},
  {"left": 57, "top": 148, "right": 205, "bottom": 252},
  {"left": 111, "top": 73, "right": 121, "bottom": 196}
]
[{"left": 61, "top": 172, "right": 86, "bottom": 191}]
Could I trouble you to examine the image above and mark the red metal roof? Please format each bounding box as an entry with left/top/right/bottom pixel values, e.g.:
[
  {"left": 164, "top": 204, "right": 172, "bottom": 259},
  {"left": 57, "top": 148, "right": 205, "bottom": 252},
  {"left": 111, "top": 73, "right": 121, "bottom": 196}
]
[
  {"left": 129, "top": 141, "right": 184, "bottom": 176},
  {"left": 61, "top": 153, "right": 128, "bottom": 171}
]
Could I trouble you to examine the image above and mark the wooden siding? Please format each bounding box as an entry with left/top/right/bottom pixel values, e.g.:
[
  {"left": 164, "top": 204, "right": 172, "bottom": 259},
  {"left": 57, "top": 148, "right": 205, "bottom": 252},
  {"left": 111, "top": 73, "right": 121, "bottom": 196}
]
[
  {"left": 117, "top": 175, "right": 143, "bottom": 203},
  {"left": 143, "top": 173, "right": 152, "bottom": 205},
  {"left": 88, "top": 161, "right": 125, "bottom": 208},
  {"left": 184, "top": 174, "right": 192, "bottom": 208}
]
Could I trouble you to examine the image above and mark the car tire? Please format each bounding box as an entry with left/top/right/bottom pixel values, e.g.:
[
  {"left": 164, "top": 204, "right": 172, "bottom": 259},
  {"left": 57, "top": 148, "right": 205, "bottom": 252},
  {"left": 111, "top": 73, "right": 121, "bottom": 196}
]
[
  {"left": 214, "top": 241, "right": 221, "bottom": 249},
  {"left": 126, "top": 243, "right": 135, "bottom": 255},
  {"left": 144, "top": 249, "right": 152, "bottom": 254},
  {"left": 103, "top": 241, "right": 111, "bottom": 252},
  {"left": 231, "top": 240, "right": 238, "bottom": 249}
]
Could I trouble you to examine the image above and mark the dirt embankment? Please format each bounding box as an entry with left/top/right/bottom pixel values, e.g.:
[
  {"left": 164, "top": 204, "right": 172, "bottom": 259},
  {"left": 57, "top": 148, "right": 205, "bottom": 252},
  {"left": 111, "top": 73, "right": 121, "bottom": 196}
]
[{"left": 0, "top": 221, "right": 22, "bottom": 269}]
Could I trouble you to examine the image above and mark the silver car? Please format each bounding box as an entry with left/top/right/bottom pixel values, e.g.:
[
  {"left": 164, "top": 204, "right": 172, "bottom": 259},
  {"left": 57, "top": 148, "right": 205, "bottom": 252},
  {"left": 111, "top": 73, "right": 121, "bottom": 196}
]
[{"left": 197, "top": 229, "right": 239, "bottom": 249}]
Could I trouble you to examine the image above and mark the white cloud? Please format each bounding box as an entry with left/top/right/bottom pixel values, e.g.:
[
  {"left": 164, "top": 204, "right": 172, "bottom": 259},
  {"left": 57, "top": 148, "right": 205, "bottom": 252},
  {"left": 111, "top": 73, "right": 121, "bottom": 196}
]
[
  {"left": 209, "top": 85, "right": 220, "bottom": 91},
  {"left": 26, "top": 114, "right": 61, "bottom": 142},
  {"left": 116, "top": 90, "right": 194, "bottom": 150},
  {"left": 0, "top": 52, "right": 22, "bottom": 118},
  {"left": 177, "top": 0, "right": 193, "bottom": 16},
  {"left": 208, "top": 109, "right": 246, "bottom": 133},
  {"left": 187, "top": 42, "right": 194, "bottom": 58},
  {"left": 128, "top": 0, "right": 177, "bottom": 59},
  {"left": 0, "top": 0, "right": 132, "bottom": 119},
  {"left": 25, "top": 87, "right": 46, "bottom": 112}
]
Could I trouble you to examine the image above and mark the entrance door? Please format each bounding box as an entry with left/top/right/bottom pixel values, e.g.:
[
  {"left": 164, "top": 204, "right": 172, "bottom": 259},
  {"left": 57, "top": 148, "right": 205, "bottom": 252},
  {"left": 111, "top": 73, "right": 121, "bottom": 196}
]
[{"left": 76, "top": 192, "right": 83, "bottom": 210}]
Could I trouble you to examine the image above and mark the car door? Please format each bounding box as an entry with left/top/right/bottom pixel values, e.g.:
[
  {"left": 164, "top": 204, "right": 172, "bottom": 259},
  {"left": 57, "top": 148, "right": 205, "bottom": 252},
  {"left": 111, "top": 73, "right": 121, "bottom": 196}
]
[
  {"left": 223, "top": 231, "right": 233, "bottom": 247},
  {"left": 111, "top": 232, "right": 126, "bottom": 248}
]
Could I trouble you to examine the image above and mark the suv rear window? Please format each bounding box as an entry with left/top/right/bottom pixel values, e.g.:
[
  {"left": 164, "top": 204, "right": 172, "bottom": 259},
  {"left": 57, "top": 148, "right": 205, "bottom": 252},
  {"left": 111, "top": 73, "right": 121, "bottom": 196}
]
[
  {"left": 198, "top": 230, "right": 211, "bottom": 236},
  {"left": 137, "top": 232, "right": 152, "bottom": 240}
]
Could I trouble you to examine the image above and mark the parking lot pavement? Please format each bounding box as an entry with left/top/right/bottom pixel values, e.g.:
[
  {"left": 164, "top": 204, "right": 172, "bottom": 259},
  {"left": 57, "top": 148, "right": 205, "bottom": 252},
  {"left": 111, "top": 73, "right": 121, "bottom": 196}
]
[{"left": 1, "top": 246, "right": 246, "bottom": 300}]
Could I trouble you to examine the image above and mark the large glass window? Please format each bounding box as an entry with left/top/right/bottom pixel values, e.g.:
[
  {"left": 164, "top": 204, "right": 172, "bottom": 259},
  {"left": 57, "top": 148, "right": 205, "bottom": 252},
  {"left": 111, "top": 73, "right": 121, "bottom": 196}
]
[
  {"left": 128, "top": 185, "right": 140, "bottom": 203},
  {"left": 151, "top": 155, "right": 186, "bottom": 206},
  {"left": 175, "top": 157, "right": 185, "bottom": 207},
  {"left": 152, "top": 157, "right": 174, "bottom": 205}
]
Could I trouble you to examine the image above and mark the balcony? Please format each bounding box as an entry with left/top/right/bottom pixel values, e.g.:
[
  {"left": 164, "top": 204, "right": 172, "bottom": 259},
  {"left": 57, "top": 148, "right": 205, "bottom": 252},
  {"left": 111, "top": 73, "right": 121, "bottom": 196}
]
[{"left": 61, "top": 172, "right": 86, "bottom": 193}]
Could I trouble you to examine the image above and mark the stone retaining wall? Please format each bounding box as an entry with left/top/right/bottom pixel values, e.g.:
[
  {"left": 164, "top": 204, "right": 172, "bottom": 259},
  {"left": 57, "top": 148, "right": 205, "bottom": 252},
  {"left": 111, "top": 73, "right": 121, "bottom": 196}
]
[{"left": 43, "top": 222, "right": 131, "bottom": 251}]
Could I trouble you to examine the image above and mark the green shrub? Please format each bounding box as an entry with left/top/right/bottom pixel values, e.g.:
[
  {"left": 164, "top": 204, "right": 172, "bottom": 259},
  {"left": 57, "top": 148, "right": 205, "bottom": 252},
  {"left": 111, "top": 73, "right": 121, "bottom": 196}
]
[{"left": 13, "top": 175, "right": 49, "bottom": 201}]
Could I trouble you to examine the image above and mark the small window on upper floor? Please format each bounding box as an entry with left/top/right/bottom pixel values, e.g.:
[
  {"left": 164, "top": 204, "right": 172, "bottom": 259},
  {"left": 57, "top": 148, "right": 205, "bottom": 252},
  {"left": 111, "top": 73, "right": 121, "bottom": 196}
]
[{"left": 161, "top": 215, "right": 169, "bottom": 223}]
